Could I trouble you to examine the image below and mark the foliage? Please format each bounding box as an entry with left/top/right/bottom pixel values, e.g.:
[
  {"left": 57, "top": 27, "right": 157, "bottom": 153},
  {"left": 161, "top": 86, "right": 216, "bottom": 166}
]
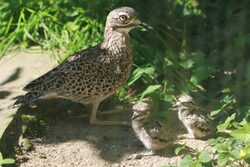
[
  {"left": 0, "top": 0, "right": 105, "bottom": 61},
  {"left": 0, "top": 152, "right": 15, "bottom": 166},
  {"left": 176, "top": 137, "right": 248, "bottom": 166},
  {"left": 175, "top": 120, "right": 250, "bottom": 167}
]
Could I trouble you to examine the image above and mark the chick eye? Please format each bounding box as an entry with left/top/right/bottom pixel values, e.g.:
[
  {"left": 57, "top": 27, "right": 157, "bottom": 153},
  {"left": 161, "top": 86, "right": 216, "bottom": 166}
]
[{"left": 119, "top": 15, "right": 128, "bottom": 22}]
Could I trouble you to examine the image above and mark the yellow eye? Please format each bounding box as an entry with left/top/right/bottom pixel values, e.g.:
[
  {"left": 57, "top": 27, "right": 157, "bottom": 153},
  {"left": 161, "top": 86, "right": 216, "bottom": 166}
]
[{"left": 119, "top": 15, "right": 128, "bottom": 22}]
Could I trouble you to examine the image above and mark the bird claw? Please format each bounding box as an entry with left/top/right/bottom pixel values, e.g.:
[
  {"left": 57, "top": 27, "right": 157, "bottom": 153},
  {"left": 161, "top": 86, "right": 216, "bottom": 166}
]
[
  {"left": 127, "top": 154, "right": 143, "bottom": 160},
  {"left": 127, "top": 151, "right": 155, "bottom": 160}
]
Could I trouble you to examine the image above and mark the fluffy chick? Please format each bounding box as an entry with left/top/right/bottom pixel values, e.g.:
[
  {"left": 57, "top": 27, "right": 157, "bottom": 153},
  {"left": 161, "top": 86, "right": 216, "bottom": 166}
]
[
  {"left": 131, "top": 101, "right": 172, "bottom": 159},
  {"left": 173, "top": 95, "right": 212, "bottom": 139}
]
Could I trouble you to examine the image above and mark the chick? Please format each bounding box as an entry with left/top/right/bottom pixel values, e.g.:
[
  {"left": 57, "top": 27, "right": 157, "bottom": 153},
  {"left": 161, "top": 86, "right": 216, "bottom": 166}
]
[
  {"left": 173, "top": 95, "right": 212, "bottom": 139},
  {"left": 131, "top": 102, "right": 172, "bottom": 159}
]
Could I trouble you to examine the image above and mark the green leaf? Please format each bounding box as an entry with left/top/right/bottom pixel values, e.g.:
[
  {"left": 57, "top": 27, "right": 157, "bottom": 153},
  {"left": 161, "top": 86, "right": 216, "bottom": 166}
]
[
  {"left": 230, "top": 124, "right": 250, "bottom": 143},
  {"left": 217, "top": 153, "right": 229, "bottom": 166},
  {"left": 230, "top": 149, "right": 240, "bottom": 159},
  {"left": 210, "top": 96, "right": 233, "bottom": 117},
  {"left": 140, "top": 85, "right": 161, "bottom": 99},
  {"left": 179, "top": 154, "right": 193, "bottom": 167},
  {"left": 65, "top": 22, "right": 80, "bottom": 31},
  {"left": 0, "top": 152, "right": 3, "bottom": 160},
  {"left": 175, "top": 145, "right": 186, "bottom": 155},
  {"left": 198, "top": 151, "right": 211, "bottom": 163},
  {"left": 215, "top": 143, "right": 228, "bottom": 153},
  {"left": 1, "top": 158, "right": 15, "bottom": 165},
  {"left": 180, "top": 59, "right": 194, "bottom": 69},
  {"left": 210, "top": 109, "right": 221, "bottom": 117},
  {"left": 127, "top": 66, "right": 155, "bottom": 86},
  {"left": 206, "top": 138, "right": 217, "bottom": 145},
  {"left": 221, "top": 88, "right": 231, "bottom": 93},
  {"left": 217, "top": 124, "right": 228, "bottom": 133},
  {"left": 243, "top": 146, "right": 250, "bottom": 156},
  {"left": 217, "top": 113, "right": 236, "bottom": 132},
  {"left": 225, "top": 113, "right": 236, "bottom": 124},
  {"left": 190, "top": 162, "right": 203, "bottom": 167}
]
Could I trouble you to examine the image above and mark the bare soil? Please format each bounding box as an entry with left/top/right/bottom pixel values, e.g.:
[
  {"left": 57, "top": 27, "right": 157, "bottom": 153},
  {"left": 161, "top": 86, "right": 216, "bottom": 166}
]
[{"left": 14, "top": 99, "right": 207, "bottom": 167}]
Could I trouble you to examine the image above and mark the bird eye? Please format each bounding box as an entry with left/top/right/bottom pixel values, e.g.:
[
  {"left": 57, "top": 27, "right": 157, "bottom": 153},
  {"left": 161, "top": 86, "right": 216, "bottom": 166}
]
[{"left": 119, "top": 15, "right": 128, "bottom": 22}]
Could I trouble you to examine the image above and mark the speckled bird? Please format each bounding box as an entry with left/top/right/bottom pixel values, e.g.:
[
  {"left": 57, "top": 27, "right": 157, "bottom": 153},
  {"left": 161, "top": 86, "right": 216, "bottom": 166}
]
[
  {"left": 10, "top": 7, "right": 152, "bottom": 126},
  {"left": 173, "top": 95, "right": 212, "bottom": 139},
  {"left": 131, "top": 101, "right": 172, "bottom": 159}
]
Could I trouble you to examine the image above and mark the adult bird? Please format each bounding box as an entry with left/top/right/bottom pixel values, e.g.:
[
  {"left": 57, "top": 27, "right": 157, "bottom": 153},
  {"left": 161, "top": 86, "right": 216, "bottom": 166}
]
[{"left": 10, "top": 7, "right": 152, "bottom": 126}]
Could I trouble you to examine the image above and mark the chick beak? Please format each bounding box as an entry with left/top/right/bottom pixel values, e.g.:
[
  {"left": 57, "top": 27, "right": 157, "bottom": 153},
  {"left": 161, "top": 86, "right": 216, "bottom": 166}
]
[
  {"left": 139, "top": 21, "right": 153, "bottom": 30},
  {"left": 172, "top": 102, "right": 180, "bottom": 110}
]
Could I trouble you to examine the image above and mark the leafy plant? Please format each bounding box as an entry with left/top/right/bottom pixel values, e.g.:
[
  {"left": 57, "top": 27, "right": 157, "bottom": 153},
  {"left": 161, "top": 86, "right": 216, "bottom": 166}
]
[
  {"left": 176, "top": 144, "right": 213, "bottom": 167},
  {"left": 176, "top": 121, "right": 250, "bottom": 167},
  {"left": 0, "top": 0, "right": 105, "bottom": 60}
]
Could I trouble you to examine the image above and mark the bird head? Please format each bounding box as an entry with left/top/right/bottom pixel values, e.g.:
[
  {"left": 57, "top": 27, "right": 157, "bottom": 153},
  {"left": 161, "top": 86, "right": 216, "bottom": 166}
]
[
  {"left": 173, "top": 94, "right": 197, "bottom": 112},
  {"left": 106, "top": 7, "right": 152, "bottom": 33},
  {"left": 132, "top": 101, "right": 150, "bottom": 121}
]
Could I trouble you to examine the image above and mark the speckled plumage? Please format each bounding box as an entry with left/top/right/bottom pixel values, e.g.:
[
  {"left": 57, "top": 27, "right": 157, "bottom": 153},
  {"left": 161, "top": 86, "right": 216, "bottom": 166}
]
[
  {"left": 174, "top": 95, "right": 212, "bottom": 139},
  {"left": 10, "top": 7, "right": 152, "bottom": 126},
  {"left": 131, "top": 102, "right": 171, "bottom": 158}
]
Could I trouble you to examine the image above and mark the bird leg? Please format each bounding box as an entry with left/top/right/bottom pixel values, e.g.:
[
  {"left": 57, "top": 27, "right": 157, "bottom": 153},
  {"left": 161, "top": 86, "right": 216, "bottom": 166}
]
[
  {"left": 89, "top": 102, "right": 130, "bottom": 126},
  {"left": 72, "top": 108, "right": 123, "bottom": 118},
  {"left": 97, "top": 106, "right": 124, "bottom": 116}
]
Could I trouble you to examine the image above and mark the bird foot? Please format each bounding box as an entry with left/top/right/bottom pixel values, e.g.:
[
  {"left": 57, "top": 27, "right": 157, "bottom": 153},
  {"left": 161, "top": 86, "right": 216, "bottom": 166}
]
[
  {"left": 89, "top": 119, "right": 130, "bottom": 126},
  {"left": 127, "top": 151, "right": 154, "bottom": 160},
  {"left": 176, "top": 134, "right": 195, "bottom": 139},
  {"left": 127, "top": 154, "right": 143, "bottom": 160}
]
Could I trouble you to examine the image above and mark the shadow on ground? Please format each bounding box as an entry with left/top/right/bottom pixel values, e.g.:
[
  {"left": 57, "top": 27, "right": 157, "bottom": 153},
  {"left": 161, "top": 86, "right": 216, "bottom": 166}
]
[
  {"left": 0, "top": 91, "right": 11, "bottom": 99},
  {"left": 3, "top": 98, "right": 188, "bottom": 166},
  {"left": 0, "top": 67, "right": 22, "bottom": 86},
  {"left": 14, "top": 99, "right": 175, "bottom": 159}
]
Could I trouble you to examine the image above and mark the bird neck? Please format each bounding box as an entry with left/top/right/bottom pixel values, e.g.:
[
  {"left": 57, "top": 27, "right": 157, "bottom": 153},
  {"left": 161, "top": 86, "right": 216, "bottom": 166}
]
[
  {"left": 132, "top": 120, "right": 144, "bottom": 129},
  {"left": 101, "top": 26, "right": 131, "bottom": 53},
  {"left": 178, "top": 108, "right": 190, "bottom": 118}
]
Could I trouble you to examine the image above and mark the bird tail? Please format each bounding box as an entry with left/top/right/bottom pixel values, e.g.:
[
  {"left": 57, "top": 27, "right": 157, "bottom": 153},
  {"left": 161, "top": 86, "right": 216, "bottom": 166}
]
[{"left": 9, "top": 92, "right": 44, "bottom": 109}]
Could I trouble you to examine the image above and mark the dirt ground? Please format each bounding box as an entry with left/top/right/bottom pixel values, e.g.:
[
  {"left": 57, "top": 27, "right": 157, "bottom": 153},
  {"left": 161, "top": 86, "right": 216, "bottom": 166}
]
[{"left": 14, "top": 99, "right": 207, "bottom": 167}]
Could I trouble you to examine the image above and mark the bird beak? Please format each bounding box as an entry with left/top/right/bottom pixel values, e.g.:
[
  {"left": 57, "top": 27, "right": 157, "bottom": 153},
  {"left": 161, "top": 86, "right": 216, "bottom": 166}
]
[
  {"left": 139, "top": 21, "right": 153, "bottom": 30},
  {"left": 172, "top": 105, "right": 177, "bottom": 111},
  {"left": 172, "top": 102, "right": 180, "bottom": 110}
]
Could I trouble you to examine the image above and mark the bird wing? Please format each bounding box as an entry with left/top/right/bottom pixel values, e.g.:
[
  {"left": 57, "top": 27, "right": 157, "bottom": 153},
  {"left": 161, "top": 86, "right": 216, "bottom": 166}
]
[
  {"left": 24, "top": 56, "right": 77, "bottom": 92},
  {"left": 24, "top": 64, "right": 65, "bottom": 92},
  {"left": 186, "top": 114, "right": 210, "bottom": 131},
  {"left": 192, "top": 114, "right": 210, "bottom": 131},
  {"left": 24, "top": 46, "right": 100, "bottom": 93},
  {"left": 145, "top": 119, "right": 170, "bottom": 142}
]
